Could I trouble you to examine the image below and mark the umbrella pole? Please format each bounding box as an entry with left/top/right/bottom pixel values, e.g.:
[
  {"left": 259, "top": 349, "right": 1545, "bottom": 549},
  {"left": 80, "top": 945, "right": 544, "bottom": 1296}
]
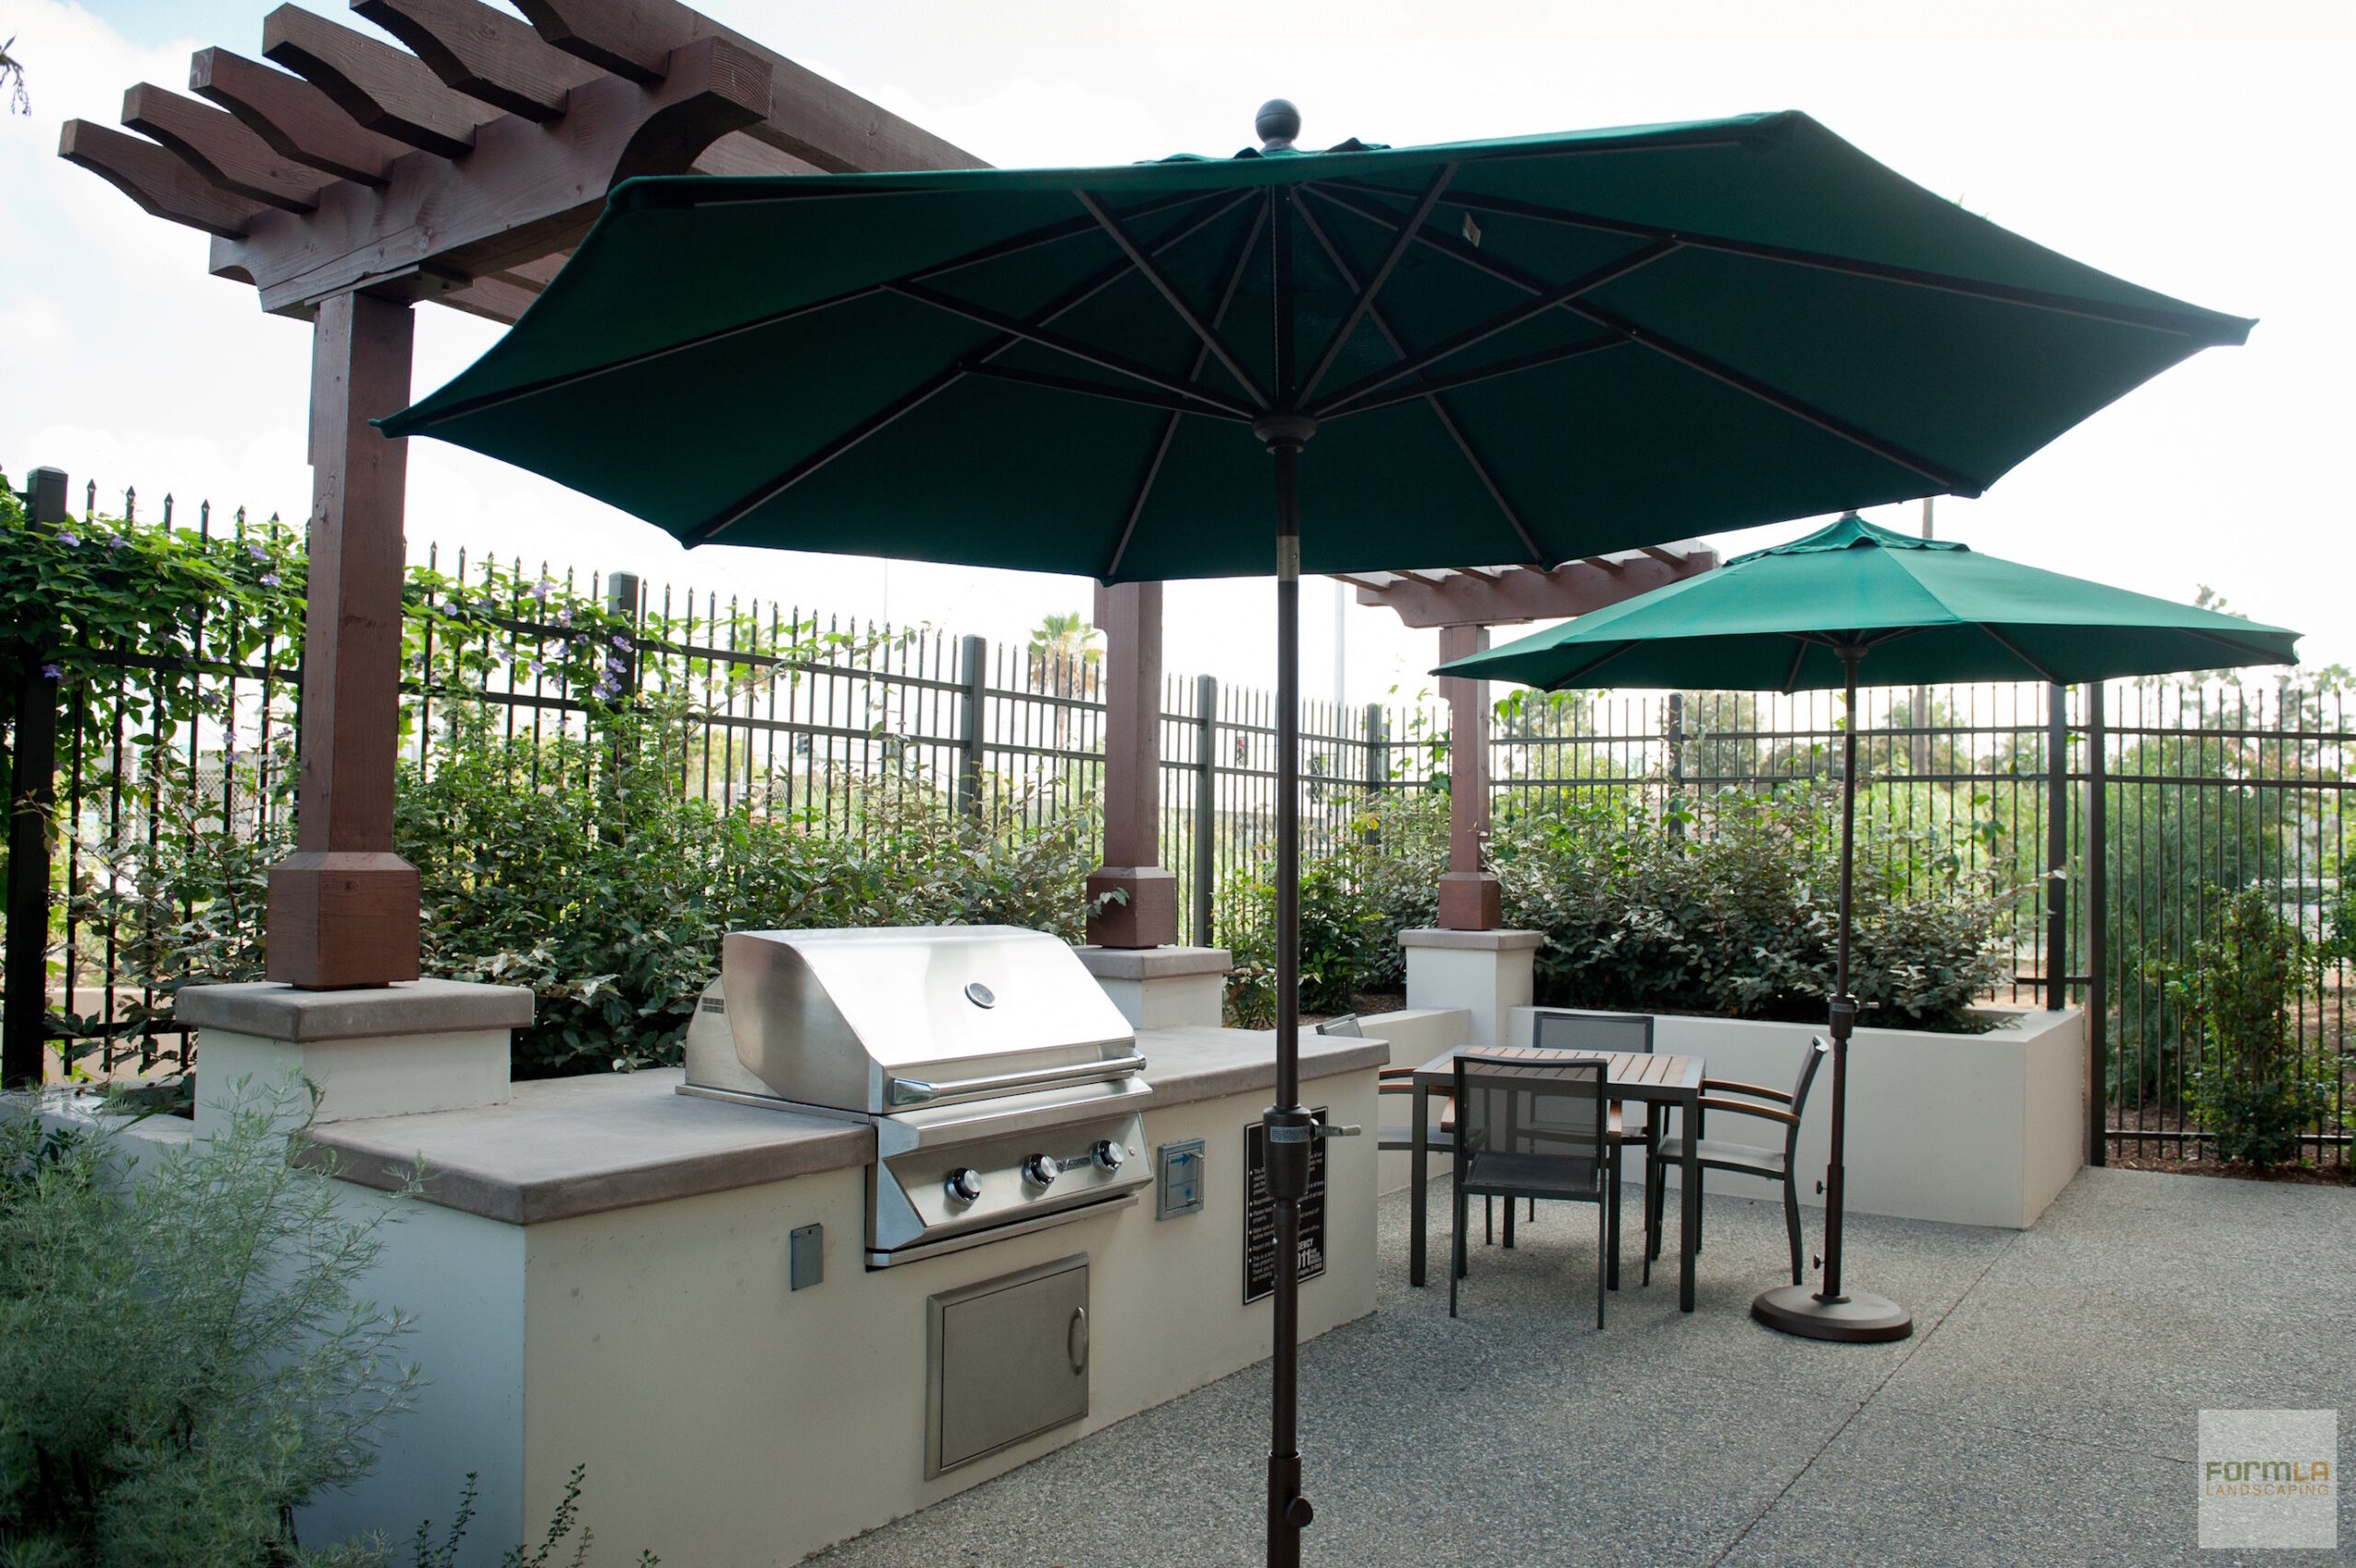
[
  {"left": 1262, "top": 427, "right": 1317, "bottom": 1565},
  {"left": 1750, "top": 645, "right": 1913, "bottom": 1343}
]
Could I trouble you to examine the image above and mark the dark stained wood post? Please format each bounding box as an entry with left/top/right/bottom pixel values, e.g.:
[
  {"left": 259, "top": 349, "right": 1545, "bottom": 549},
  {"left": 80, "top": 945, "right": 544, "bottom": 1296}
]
[
  {"left": 266, "top": 291, "right": 422, "bottom": 988},
  {"left": 1087, "top": 581, "right": 1179, "bottom": 948},
  {"left": 1437, "top": 621, "right": 1500, "bottom": 930}
]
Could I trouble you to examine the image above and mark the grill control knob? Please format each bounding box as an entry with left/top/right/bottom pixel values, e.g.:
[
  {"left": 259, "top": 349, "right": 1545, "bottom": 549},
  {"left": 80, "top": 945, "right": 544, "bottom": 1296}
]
[
  {"left": 1022, "top": 1152, "right": 1061, "bottom": 1189},
  {"left": 1091, "top": 1139, "right": 1125, "bottom": 1174},
  {"left": 944, "top": 1167, "right": 983, "bottom": 1205}
]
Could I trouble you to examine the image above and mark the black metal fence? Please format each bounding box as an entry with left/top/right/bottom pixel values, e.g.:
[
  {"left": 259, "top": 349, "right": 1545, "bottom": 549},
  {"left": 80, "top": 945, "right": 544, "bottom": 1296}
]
[{"left": 6, "top": 478, "right": 2348, "bottom": 1169}]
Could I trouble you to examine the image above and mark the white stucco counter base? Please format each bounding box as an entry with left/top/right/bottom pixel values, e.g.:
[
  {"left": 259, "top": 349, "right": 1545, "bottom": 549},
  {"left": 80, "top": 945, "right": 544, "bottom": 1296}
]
[{"left": 300, "top": 1028, "right": 1383, "bottom": 1566}]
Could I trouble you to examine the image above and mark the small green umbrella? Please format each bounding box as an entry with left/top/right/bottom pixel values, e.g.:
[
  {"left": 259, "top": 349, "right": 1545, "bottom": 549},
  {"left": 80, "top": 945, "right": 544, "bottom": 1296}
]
[
  {"left": 381, "top": 102, "right": 2249, "bottom": 1559},
  {"left": 1440, "top": 513, "right": 2299, "bottom": 1341}
]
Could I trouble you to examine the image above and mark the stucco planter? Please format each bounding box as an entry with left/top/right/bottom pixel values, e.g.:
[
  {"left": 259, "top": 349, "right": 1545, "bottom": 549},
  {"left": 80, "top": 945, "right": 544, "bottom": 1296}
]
[{"left": 1498, "top": 1004, "right": 2086, "bottom": 1229}]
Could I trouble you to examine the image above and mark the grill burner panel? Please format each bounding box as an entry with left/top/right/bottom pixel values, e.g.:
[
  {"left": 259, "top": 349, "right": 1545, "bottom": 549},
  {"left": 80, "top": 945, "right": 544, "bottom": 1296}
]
[{"left": 682, "top": 927, "right": 1153, "bottom": 1266}]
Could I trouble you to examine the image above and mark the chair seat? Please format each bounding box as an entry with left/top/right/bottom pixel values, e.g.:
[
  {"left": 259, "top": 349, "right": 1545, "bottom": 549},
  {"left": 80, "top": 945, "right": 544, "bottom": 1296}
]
[
  {"left": 1461, "top": 1150, "right": 1602, "bottom": 1199},
  {"left": 1655, "top": 1135, "right": 1787, "bottom": 1179},
  {"left": 1378, "top": 1124, "right": 1455, "bottom": 1153}
]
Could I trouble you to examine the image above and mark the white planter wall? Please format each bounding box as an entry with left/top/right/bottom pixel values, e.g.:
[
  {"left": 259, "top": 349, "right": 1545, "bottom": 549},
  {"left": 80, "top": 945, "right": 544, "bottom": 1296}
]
[{"left": 1504, "top": 1005, "right": 2086, "bottom": 1229}]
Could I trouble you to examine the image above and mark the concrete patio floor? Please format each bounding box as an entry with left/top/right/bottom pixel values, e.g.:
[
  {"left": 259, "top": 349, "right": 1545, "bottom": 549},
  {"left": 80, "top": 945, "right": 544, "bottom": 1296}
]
[{"left": 812, "top": 1169, "right": 2354, "bottom": 1565}]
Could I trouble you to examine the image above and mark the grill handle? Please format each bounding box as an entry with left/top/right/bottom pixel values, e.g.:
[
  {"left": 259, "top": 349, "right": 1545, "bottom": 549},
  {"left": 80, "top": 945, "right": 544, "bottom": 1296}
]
[{"left": 886, "top": 1052, "right": 1148, "bottom": 1108}]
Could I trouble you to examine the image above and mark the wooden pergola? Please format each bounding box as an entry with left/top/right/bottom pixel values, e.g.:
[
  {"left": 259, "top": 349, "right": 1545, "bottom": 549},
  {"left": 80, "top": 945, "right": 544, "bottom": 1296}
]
[
  {"left": 1335, "top": 542, "right": 1717, "bottom": 928},
  {"left": 61, "top": 0, "right": 981, "bottom": 987}
]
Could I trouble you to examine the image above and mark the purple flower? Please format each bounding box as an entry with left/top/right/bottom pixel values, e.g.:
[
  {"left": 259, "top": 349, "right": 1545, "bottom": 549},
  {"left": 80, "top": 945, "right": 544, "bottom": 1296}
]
[
  {"left": 57, "top": 530, "right": 79, "bottom": 548},
  {"left": 531, "top": 581, "right": 551, "bottom": 603},
  {"left": 108, "top": 535, "right": 127, "bottom": 550},
  {"left": 260, "top": 572, "right": 281, "bottom": 587},
  {"left": 611, "top": 634, "right": 630, "bottom": 650},
  {"left": 554, "top": 607, "right": 572, "bottom": 626},
  {"left": 40, "top": 663, "right": 63, "bottom": 680}
]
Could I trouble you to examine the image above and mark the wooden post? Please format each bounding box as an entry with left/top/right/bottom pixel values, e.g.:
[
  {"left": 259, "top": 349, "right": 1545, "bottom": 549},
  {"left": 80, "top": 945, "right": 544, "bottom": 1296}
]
[
  {"left": 1437, "top": 622, "right": 1500, "bottom": 929},
  {"left": 2045, "top": 683, "right": 2068, "bottom": 1011},
  {"left": 4, "top": 468, "right": 71, "bottom": 1086},
  {"left": 266, "top": 291, "right": 422, "bottom": 989},
  {"left": 1087, "top": 582, "right": 1178, "bottom": 948},
  {"left": 1192, "top": 674, "right": 1217, "bottom": 949},
  {"left": 2086, "top": 683, "right": 2108, "bottom": 1165},
  {"left": 953, "top": 633, "right": 986, "bottom": 816}
]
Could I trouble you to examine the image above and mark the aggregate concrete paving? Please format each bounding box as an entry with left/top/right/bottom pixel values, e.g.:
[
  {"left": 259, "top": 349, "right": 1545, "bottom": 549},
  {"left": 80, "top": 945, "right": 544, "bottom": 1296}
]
[{"left": 810, "top": 1169, "right": 2356, "bottom": 1565}]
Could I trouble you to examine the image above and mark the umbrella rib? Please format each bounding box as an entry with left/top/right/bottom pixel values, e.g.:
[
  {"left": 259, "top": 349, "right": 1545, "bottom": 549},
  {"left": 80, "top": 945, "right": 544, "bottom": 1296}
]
[
  {"left": 1311, "top": 187, "right": 1984, "bottom": 494},
  {"left": 1781, "top": 636, "right": 1811, "bottom": 694},
  {"left": 1974, "top": 622, "right": 2065, "bottom": 684},
  {"left": 1318, "top": 336, "right": 1628, "bottom": 420},
  {"left": 1377, "top": 184, "right": 2242, "bottom": 343},
  {"left": 1077, "top": 190, "right": 1270, "bottom": 410},
  {"left": 1308, "top": 239, "right": 1680, "bottom": 419},
  {"left": 1292, "top": 193, "right": 1546, "bottom": 564},
  {"left": 964, "top": 363, "right": 1251, "bottom": 419},
  {"left": 889, "top": 281, "right": 1258, "bottom": 419},
  {"left": 903, "top": 187, "right": 1242, "bottom": 285},
  {"left": 1296, "top": 164, "right": 1457, "bottom": 406},
  {"left": 684, "top": 196, "right": 1258, "bottom": 548},
  {"left": 2181, "top": 626, "right": 2295, "bottom": 666},
  {"left": 1104, "top": 201, "right": 1270, "bottom": 581}
]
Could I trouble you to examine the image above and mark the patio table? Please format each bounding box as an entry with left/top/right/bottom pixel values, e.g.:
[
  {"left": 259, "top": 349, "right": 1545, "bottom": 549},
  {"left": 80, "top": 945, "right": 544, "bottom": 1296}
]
[{"left": 1409, "top": 1044, "right": 1706, "bottom": 1312}]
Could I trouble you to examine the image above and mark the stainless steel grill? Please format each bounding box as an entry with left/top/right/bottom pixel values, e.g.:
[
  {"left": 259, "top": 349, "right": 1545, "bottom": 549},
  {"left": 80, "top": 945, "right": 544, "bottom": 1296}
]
[{"left": 681, "top": 926, "right": 1151, "bottom": 1266}]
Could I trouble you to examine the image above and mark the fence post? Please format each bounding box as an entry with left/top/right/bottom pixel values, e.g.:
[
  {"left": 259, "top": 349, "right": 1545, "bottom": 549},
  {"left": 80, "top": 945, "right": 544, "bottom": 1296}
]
[
  {"left": 1193, "top": 674, "right": 1218, "bottom": 949},
  {"left": 2046, "top": 684, "right": 2069, "bottom": 1012},
  {"left": 954, "top": 634, "right": 986, "bottom": 816},
  {"left": 5, "top": 467, "right": 70, "bottom": 1088},
  {"left": 2086, "top": 683, "right": 2108, "bottom": 1164},
  {"left": 1666, "top": 691, "right": 1685, "bottom": 839},
  {"left": 1362, "top": 702, "right": 1386, "bottom": 847},
  {"left": 606, "top": 571, "right": 641, "bottom": 698}
]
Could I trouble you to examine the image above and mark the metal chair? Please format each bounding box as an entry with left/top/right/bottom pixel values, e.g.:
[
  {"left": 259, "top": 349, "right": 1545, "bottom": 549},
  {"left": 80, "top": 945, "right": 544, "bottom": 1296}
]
[
  {"left": 1646, "top": 1037, "right": 1830, "bottom": 1286},
  {"left": 1530, "top": 1009, "right": 1656, "bottom": 1288},
  {"left": 1451, "top": 1054, "right": 1610, "bottom": 1325}
]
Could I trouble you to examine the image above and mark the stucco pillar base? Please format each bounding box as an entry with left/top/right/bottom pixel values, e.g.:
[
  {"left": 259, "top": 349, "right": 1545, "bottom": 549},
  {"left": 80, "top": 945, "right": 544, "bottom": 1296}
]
[
  {"left": 1085, "top": 866, "right": 1180, "bottom": 948},
  {"left": 178, "top": 978, "right": 531, "bottom": 1136},
  {"left": 1076, "top": 944, "right": 1231, "bottom": 1029},
  {"left": 1436, "top": 871, "right": 1502, "bottom": 930},
  {"left": 267, "top": 851, "right": 422, "bottom": 988},
  {"left": 1400, "top": 928, "right": 1542, "bottom": 1050}
]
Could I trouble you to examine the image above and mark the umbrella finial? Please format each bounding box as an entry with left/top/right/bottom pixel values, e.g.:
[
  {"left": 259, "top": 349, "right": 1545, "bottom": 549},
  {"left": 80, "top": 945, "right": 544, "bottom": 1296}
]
[{"left": 1256, "top": 98, "right": 1300, "bottom": 152}]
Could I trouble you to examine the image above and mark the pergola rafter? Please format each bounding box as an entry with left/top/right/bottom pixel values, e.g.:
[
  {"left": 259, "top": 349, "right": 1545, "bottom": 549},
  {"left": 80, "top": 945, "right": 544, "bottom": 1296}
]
[{"left": 58, "top": 0, "right": 984, "bottom": 988}]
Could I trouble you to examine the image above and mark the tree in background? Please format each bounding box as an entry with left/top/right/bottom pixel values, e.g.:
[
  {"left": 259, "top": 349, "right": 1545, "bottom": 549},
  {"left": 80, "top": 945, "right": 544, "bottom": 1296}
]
[
  {"left": 1025, "top": 611, "right": 1101, "bottom": 756},
  {"left": 2, "top": 35, "right": 26, "bottom": 115}
]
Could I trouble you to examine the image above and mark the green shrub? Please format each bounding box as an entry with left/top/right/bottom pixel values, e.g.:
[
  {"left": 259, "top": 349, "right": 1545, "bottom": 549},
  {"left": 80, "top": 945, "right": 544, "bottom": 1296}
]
[
  {"left": 0, "top": 1079, "right": 421, "bottom": 1566},
  {"left": 2162, "top": 884, "right": 2341, "bottom": 1166}
]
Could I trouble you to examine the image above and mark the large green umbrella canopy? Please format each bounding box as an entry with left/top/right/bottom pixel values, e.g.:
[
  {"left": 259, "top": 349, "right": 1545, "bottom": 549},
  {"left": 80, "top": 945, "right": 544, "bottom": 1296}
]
[
  {"left": 380, "top": 103, "right": 2250, "bottom": 1560},
  {"left": 1448, "top": 512, "right": 2300, "bottom": 691},
  {"left": 381, "top": 111, "right": 2247, "bottom": 581},
  {"left": 1438, "top": 513, "right": 2299, "bottom": 1344}
]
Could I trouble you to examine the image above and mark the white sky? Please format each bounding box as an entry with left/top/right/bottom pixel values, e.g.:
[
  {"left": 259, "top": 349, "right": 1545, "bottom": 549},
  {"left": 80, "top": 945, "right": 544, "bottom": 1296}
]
[{"left": 4, "top": 1, "right": 2350, "bottom": 706}]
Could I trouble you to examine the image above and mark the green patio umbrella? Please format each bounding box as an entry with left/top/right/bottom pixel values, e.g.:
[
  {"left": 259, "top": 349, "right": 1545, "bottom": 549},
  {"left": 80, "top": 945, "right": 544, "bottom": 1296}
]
[
  {"left": 1439, "top": 513, "right": 2299, "bottom": 1342},
  {"left": 380, "top": 102, "right": 2248, "bottom": 1561}
]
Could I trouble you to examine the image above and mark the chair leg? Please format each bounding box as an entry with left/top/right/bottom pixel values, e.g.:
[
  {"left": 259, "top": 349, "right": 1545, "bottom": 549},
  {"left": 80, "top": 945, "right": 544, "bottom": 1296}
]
[
  {"left": 1784, "top": 1174, "right": 1805, "bottom": 1286},
  {"left": 1596, "top": 1193, "right": 1607, "bottom": 1329},
  {"left": 1484, "top": 1195, "right": 1493, "bottom": 1246},
  {"left": 1504, "top": 1195, "right": 1515, "bottom": 1251},
  {"left": 1451, "top": 1186, "right": 1465, "bottom": 1317},
  {"left": 1606, "top": 1147, "right": 1623, "bottom": 1292},
  {"left": 1528, "top": 1197, "right": 1537, "bottom": 1222}
]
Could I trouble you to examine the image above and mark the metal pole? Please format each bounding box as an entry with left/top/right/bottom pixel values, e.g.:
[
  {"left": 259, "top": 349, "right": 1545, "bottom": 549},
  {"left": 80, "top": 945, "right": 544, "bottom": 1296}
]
[
  {"left": 2046, "top": 684, "right": 2068, "bottom": 1010},
  {"left": 1819, "top": 649, "right": 1861, "bottom": 1304},
  {"left": 4, "top": 467, "right": 69, "bottom": 1088},
  {"left": 1193, "top": 674, "right": 1218, "bottom": 949},
  {"left": 1362, "top": 701, "right": 1385, "bottom": 847},
  {"left": 955, "top": 633, "right": 986, "bottom": 816},
  {"left": 2087, "top": 683, "right": 2108, "bottom": 1166}
]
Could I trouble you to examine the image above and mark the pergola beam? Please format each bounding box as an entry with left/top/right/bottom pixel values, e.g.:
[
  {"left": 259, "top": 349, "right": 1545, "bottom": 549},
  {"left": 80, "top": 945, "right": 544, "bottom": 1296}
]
[
  {"left": 1341, "top": 548, "right": 1717, "bottom": 628},
  {"left": 58, "top": 119, "right": 265, "bottom": 238},
  {"left": 263, "top": 3, "right": 499, "bottom": 158},
  {"left": 354, "top": 0, "right": 602, "bottom": 123},
  {"left": 191, "top": 46, "right": 409, "bottom": 187},
  {"left": 215, "top": 37, "right": 772, "bottom": 315},
  {"left": 513, "top": 0, "right": 981, "bottom": 173},
  {"left": 121, "top": 83, "right": 334, "bottom": 213}
]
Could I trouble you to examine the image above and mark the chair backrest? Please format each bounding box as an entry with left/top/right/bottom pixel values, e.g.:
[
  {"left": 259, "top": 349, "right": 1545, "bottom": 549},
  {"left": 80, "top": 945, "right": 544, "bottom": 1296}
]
[
  {"left": 1530, "top": 1009, "right": 1652, "bottom": 1057},
  {"left": 1452, "top": 1054, "right": 1605, "bottom": 1172},
  {"left": 1784, "top": 1037, "right": 1832, "bottom": 1156},
  {"left": 1314, "top": 1013, "right": 1363, "bottom": 1037}
]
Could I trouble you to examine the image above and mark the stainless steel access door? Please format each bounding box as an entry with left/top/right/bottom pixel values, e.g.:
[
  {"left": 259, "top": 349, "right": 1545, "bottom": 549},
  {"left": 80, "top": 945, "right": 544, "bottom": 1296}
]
[{"left": 924, "top": 1254, "right": 1090, "bottom": 1478}]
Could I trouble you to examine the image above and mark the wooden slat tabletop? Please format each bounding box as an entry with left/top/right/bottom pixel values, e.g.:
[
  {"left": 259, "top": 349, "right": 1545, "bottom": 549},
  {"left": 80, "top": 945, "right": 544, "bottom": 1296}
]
[{"left": 1413, "top": 1044, "right": 1702, "bottom": 1092}]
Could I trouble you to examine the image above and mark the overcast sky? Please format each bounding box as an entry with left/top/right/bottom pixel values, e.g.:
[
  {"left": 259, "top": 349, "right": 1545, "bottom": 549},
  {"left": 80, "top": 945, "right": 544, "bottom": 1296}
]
[{"left": 5, "top": 1, "right": 2349, "bottom": 705}]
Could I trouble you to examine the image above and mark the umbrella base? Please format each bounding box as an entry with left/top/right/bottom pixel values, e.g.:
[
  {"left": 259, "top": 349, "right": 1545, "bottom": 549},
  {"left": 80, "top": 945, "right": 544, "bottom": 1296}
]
[{"left": 1750, "top": 1284, "right": 1913, "bottom": 1343}]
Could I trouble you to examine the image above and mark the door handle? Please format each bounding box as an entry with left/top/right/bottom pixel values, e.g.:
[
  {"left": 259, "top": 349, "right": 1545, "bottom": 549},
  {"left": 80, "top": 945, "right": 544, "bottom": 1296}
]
[{"left": 1068, "top": 1306, "right": 1089, "bottom": 1373}]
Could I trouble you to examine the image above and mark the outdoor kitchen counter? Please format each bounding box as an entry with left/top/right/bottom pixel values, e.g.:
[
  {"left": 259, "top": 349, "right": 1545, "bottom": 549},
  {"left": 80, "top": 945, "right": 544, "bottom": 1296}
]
[{"left": 306, "top": 1026, "right": 1390, "bottom": 1227}]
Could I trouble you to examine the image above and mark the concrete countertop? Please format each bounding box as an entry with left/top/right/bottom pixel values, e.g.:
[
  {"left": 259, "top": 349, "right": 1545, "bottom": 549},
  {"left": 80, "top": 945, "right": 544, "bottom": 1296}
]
[{"left": 308, "top": 1026, "right": 1388, "bottom": 1227}]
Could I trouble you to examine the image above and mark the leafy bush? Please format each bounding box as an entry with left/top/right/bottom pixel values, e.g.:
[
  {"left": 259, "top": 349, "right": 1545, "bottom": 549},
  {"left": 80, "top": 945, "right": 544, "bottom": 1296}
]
[
  {"left": 398, "top": 699, "right": 1104, "bottom": 1077},
  {"left": 0, "top": 1079, "right": 421, "bottom": 1566},
  {"left": 2161, "top": 884, "right": 2341, "bottom": 1166},
  {"left": 1221, "top": 781, "right": 2015, "bottom": 1033}
]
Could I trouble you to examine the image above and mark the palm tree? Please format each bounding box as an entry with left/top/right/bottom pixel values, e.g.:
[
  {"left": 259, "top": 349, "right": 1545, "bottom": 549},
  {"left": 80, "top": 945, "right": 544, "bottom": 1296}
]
[{"left": 1026, "top": 611, "right": 1101, "bottom": 759}]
